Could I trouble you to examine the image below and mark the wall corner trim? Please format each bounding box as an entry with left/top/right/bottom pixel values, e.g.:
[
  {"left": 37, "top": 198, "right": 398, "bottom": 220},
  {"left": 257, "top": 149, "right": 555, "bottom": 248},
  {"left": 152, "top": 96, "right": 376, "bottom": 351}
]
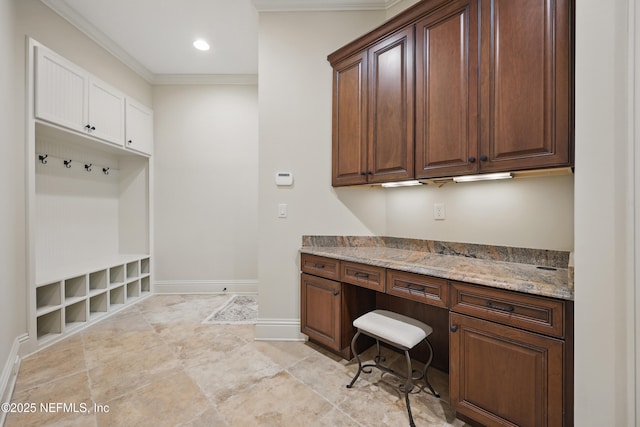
[{"left": 0, "top": 333, "right": 29, "bottom": 425}]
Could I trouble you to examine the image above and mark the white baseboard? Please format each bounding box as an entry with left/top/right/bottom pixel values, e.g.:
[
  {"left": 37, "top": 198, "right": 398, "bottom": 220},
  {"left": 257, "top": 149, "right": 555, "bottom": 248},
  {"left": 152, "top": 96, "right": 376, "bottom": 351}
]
[
  {"left": 255, "top": 318, "right": 306, "bottom": 341},
  {"left": 1, "top": 333, "right": 29, "bottom": 425},
  {"left": 153, "top": 279, "right": 258, "bottom": 294}
]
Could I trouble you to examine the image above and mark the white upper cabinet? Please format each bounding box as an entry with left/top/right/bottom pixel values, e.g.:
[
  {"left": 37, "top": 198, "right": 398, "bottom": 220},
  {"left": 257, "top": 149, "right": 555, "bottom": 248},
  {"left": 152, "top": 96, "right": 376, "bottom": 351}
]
[
  {"left": 125, "top": 98, "right": 153, "bottom": 156},
  {"left": 34, "top": 45, "right": 136, "bottom": 150},
  {"left": 88, "top": 78, "right": 125, "bottom": 146},
  {"left": 35, "top": 46, "right": 87, "bottom": 133}
]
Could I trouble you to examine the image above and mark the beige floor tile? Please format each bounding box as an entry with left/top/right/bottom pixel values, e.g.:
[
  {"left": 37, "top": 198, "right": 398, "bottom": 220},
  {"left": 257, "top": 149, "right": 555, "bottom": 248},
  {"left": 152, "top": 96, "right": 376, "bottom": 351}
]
[
  {"left": 217, "top": 371, "right": 333, "bottom": 427},
  {"left": 186, "top": 341, "right": 283, "bottom": 404},
  {"left": 95, "top": 371, "right": 210, "bottom": 427},
  {"left": 6, "top": 371, "right": 93, "bottom": 427},
  {"left": 13, "top": 335, "right": 86, "bottom": 393}
]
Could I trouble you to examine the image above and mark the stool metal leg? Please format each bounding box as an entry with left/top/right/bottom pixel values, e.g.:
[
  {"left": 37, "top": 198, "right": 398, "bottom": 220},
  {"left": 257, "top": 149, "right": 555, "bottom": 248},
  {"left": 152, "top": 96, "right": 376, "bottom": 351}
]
[
  {"left": 422, "top": 338, "right": 440, "bottom": 398},
  {"left": 402, "top": 350, "right": 416, "bottom": 427},
  {"left": 347, "top": 330, "right": 363, "bottom": 389}
]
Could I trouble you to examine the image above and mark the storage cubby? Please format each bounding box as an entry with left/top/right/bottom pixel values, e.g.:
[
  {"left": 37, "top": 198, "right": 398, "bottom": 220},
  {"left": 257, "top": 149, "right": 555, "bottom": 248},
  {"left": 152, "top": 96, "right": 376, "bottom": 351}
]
[
  {"left": 109, "top": 264, "right": 125, "bottom": 286},
  {"left": 126, "top": 261, "right": 139, "bottom": 279},
  {"left": 36, "top": 281, "right": 62, "bottom": 314},
  {"left": 140, "top": 276, "right": 150, "bottom": 294},
  {"left": 89, "top": 269, "right": 108, "bottom": 295},
  {"left": 37, "top": 309, "right": 62, "bottom": 341},
  {"left": 64, "top": 275, "right": 86, "bottom": 304},
  {"left": 65, "top": 300, "right": 87, "bottom": 330},
  {"left": 140, "top": 257, "right": 150, "bottom": 275},
  {"left": 89, "top": 292, "right": 108, "bottom": 320},
  {"left": 110, "top": 285, "right": 125, "bottom": 307},
  {"left": 126, "top": 280, "right": 140, "bottom": 300}
]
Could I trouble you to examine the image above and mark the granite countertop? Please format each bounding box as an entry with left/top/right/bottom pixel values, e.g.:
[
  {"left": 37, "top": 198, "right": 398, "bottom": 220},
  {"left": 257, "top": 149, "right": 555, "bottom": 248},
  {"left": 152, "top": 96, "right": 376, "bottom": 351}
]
[{"left": 300, "top": 236, "right": 574, "bottom": 301}]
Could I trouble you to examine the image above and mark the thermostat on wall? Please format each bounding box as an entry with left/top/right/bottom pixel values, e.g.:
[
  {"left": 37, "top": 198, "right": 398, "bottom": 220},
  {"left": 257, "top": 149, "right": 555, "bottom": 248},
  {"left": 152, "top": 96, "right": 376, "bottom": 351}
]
[{"left": 275, "top": 171, "right": 293, "bottom": 186}]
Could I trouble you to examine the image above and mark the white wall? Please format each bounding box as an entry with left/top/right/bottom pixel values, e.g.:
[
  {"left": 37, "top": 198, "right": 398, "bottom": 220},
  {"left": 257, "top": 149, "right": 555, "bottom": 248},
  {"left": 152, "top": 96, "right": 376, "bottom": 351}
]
[
  {"left": 153, "top": 85, "right": 259, "bottom": 290},
  {"left": 0, "top": 0, "right": 23, "bottom": 401},
  {"left": 386, "top": 175, "right": 574, "bottom": 251},
  {"left": 574, "top": 0, "right": 635, "bottom": 425},
  {"left": 256, "top": 10, "right": 388, "bottom": 339}
]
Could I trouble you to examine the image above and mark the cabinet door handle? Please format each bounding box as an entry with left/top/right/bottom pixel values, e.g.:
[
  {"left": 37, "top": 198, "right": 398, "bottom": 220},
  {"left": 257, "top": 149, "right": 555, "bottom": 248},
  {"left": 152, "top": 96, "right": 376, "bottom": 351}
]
[
  {"left": 450, "top": 325, "right": 458, "bottom": 332},
  {"left": 486, "top": 301, "right": 515, "bottom": 312},
  {"left": 128, "top": 140, "right": 133, "bottom": 145},
  {"left": 360, "top": 172, "right": 366, "bottom": 176},
  {"left": 332, "top": 290, "right": 339, "bottom": 296},
  {"left": 354, "top": 272, "right": 369, "bottom": 279},
  {"left": 468, "top": 156, "right": 476, "bottom": 163},
  {"left": 367, "top": 171, "right": 372, "bottom": 175},
  {"left": 480, "top": 155, "right": 488, "bottom": 161}
]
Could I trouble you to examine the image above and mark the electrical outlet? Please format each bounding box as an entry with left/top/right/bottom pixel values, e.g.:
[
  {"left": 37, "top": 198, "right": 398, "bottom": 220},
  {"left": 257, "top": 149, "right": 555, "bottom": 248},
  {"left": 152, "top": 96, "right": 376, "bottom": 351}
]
[{"left": 434, "top": 203, "right": 446, "bottom": 220}]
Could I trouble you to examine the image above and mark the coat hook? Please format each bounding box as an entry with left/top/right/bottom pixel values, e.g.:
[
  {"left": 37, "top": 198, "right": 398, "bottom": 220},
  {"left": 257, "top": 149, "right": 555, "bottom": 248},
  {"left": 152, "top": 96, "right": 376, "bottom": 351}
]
[
  {"left": 84, "top": 163, "right": 92, "bottom": 172},
  {"left": 102, "top": 167, "right": 110, "bottom": 175},
  {"left": 38, "top": 155, "right": 48, "bottom": 164},
  {"left": 64, "top": 160, "right": 72, "bottom": 168}
]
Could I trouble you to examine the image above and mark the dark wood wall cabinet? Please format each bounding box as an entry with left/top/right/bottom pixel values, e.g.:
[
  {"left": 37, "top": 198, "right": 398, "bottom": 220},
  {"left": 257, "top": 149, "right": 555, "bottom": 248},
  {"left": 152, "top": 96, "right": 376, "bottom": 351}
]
[
  {"left": 328, "top": 0, "right": 574, "bottom": 186},
  {"left": 300, "top": 253, "right": 573, "bottom": 426}
]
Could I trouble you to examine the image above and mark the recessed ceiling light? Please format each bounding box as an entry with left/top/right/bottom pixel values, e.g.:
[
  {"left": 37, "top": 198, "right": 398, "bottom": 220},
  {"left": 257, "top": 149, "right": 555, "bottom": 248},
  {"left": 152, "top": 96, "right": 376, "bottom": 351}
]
[{"left": 193, "top": 39, "right": 210, "bottom": 51}]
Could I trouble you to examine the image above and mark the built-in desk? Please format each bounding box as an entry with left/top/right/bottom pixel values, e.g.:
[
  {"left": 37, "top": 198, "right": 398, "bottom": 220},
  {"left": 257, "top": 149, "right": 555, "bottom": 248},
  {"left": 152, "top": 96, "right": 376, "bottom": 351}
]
[{"left": 300, "top": 236, "right": 573, "bottom": 427}]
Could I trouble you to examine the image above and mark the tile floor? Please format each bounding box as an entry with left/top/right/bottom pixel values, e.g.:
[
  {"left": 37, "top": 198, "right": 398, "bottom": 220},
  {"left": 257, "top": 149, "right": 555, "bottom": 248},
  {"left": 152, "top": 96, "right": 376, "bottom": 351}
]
[{"left": 5, "top": 294, "right": 468, "bottom": 427}]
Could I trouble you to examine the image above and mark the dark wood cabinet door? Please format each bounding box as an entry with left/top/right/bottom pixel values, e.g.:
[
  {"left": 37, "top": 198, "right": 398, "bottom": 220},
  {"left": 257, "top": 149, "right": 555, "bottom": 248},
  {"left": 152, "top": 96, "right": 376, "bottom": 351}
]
[
  {"left": 415, "top": 0, "right": 479, "bottom": 178},
  {"left": 367, "top": 27, "right": 414, "bottom": 183},
  {"left": 450, "top": 312, "right": 564, "bottom": 427},
  {"left": 300, "top": 273, "right": 342, "bottom": 351},
  {"left": 479, "top": 0, "right": 573, "bottom": 172},
  {"left": 332, "top": 52, "right": 368, "bottom": 186}
]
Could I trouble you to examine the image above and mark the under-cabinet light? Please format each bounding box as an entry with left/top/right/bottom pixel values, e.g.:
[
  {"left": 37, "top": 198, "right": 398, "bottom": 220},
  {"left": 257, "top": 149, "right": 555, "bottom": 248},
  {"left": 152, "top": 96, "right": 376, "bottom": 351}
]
[
  {"left": 193, "top": 39, "right": 210, "bottom": 51},
  {"left": 380, "top": 180, "right": 424, "bottom": 188},
  {"left": 453, "top": 172, "right": 512, "bottom": 183}
]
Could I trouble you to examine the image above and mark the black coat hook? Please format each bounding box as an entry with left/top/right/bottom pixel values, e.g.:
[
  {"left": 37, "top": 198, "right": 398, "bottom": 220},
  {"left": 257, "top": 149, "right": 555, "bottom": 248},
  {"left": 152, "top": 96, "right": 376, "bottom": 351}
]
[
  {"left": 102, "top": 167, "right": 110, "bottom": 175},
  {"left": 38, "top": 155, "right": 48, "bottom": 164},
  {"left": 64, "top": 160, "right": 72, "bottom": 168},
  {"left": 84, "top": 163, "right": 92, "bottom": 172}
]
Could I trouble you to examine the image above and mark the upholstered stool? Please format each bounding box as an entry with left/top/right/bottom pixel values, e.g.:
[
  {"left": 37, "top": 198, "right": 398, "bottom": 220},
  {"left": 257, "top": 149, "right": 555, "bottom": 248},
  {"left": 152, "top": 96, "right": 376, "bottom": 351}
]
[{"left": 346, "top": 310, "right": 439, "bottom": 427}]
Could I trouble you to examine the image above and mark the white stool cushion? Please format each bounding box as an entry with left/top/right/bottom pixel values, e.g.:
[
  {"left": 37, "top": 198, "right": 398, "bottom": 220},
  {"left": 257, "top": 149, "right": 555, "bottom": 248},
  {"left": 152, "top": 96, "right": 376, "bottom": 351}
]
[{"left": 353, "top": 310, "right": 433, "bottom": 350}]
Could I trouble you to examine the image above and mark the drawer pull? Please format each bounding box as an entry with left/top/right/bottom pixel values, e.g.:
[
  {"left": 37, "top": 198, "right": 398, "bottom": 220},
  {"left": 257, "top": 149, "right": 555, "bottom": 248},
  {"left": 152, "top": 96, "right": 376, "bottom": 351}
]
[
  {"left": 354, "top": 272, "right": 370, "bottom": 279},
  {"left": 407, "top": 285, "right": 425, "bottom": 294},
  {"left": 486, "top": 301, "right": 515, "bottom": 313},
  {"left": 313, "top": 263, "right": 325, "bottom": 269}
]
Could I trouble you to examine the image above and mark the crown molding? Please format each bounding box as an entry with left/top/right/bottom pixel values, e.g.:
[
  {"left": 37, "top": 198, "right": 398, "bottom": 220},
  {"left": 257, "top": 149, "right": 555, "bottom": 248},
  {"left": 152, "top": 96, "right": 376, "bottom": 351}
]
[
  {"left": 152, "top": 74, "right": 258, "bottom": 86},
  {"left": 253, "top": 0, "right": 403, "bottom": 12},
  {"left": 40, "top": 0, "right": 155, "bottom": 83}
]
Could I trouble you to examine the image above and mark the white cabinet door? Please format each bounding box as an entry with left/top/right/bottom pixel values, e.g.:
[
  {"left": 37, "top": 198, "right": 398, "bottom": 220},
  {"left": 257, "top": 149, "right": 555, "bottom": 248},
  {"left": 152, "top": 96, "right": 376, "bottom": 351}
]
[
  {"left": 125, "top": 99, "right": 153, "bottom": 156},
  {"left": 35, "top": 46, "right": 87, "bottom": 133},
  {"left": 88, "top": 78, "right": 125, "bottom": 146}
]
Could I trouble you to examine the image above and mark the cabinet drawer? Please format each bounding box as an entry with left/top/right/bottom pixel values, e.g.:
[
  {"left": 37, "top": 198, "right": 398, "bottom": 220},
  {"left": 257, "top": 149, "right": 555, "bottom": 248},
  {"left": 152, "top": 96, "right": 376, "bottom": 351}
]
[
  {"left": 301, "top": 254, "right": 340, "bottom": 281},
  {"left": 341, "top": 261, "right": 385, "bottom": 292},
  {"left": 450, "top": 281, "right": 565, "bottom": 338},
  {"left": 386, "top": 269, "right": 448, "bottom": 308}
]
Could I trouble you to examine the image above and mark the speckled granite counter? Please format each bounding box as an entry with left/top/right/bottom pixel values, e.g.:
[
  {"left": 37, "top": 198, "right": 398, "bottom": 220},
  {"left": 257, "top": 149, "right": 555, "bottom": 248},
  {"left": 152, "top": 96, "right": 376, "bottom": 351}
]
[{"left": 301, "top": 236, "right": 574, "bottom": 301}]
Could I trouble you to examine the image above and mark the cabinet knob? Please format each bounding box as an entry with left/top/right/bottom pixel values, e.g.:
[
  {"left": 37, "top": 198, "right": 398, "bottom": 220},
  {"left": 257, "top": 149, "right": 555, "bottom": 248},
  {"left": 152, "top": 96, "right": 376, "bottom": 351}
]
[
  {"left": 128, "top": 140, "right": 133, "bottom": 145},
  {"left": 367, "top": 171, "right": 372, "bottom": 175},
  {"left": 332, "top": 290, "right": 339, "bottom": 296},
  {"left": 480, "top": 155, "right": 488, "bottom": 161},
  {"left": 450, "top": 325, "right": 458, "bottom": 332},
  {"left": 360, "top": 172, "right": 366, "bottom": 176},
  {"left": 468, "top": 157, "right": 476, "bottom": 163}
]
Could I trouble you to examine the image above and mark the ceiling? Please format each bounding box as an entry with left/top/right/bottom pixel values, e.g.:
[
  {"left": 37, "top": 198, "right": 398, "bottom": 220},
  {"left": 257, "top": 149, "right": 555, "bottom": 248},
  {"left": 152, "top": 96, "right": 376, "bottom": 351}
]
[{"left": 41, "top": 0, "right": 402, "bottom": 84}]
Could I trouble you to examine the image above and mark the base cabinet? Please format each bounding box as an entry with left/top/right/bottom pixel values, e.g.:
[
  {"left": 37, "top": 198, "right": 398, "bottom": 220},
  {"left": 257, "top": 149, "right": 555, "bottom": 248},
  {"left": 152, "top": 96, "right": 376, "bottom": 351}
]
[
  {"left": 449, "top": 312, "right": 565, "bottom": 427},
  {"left": 300, "top": 273, "right": 342, "bottom": 352}
]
